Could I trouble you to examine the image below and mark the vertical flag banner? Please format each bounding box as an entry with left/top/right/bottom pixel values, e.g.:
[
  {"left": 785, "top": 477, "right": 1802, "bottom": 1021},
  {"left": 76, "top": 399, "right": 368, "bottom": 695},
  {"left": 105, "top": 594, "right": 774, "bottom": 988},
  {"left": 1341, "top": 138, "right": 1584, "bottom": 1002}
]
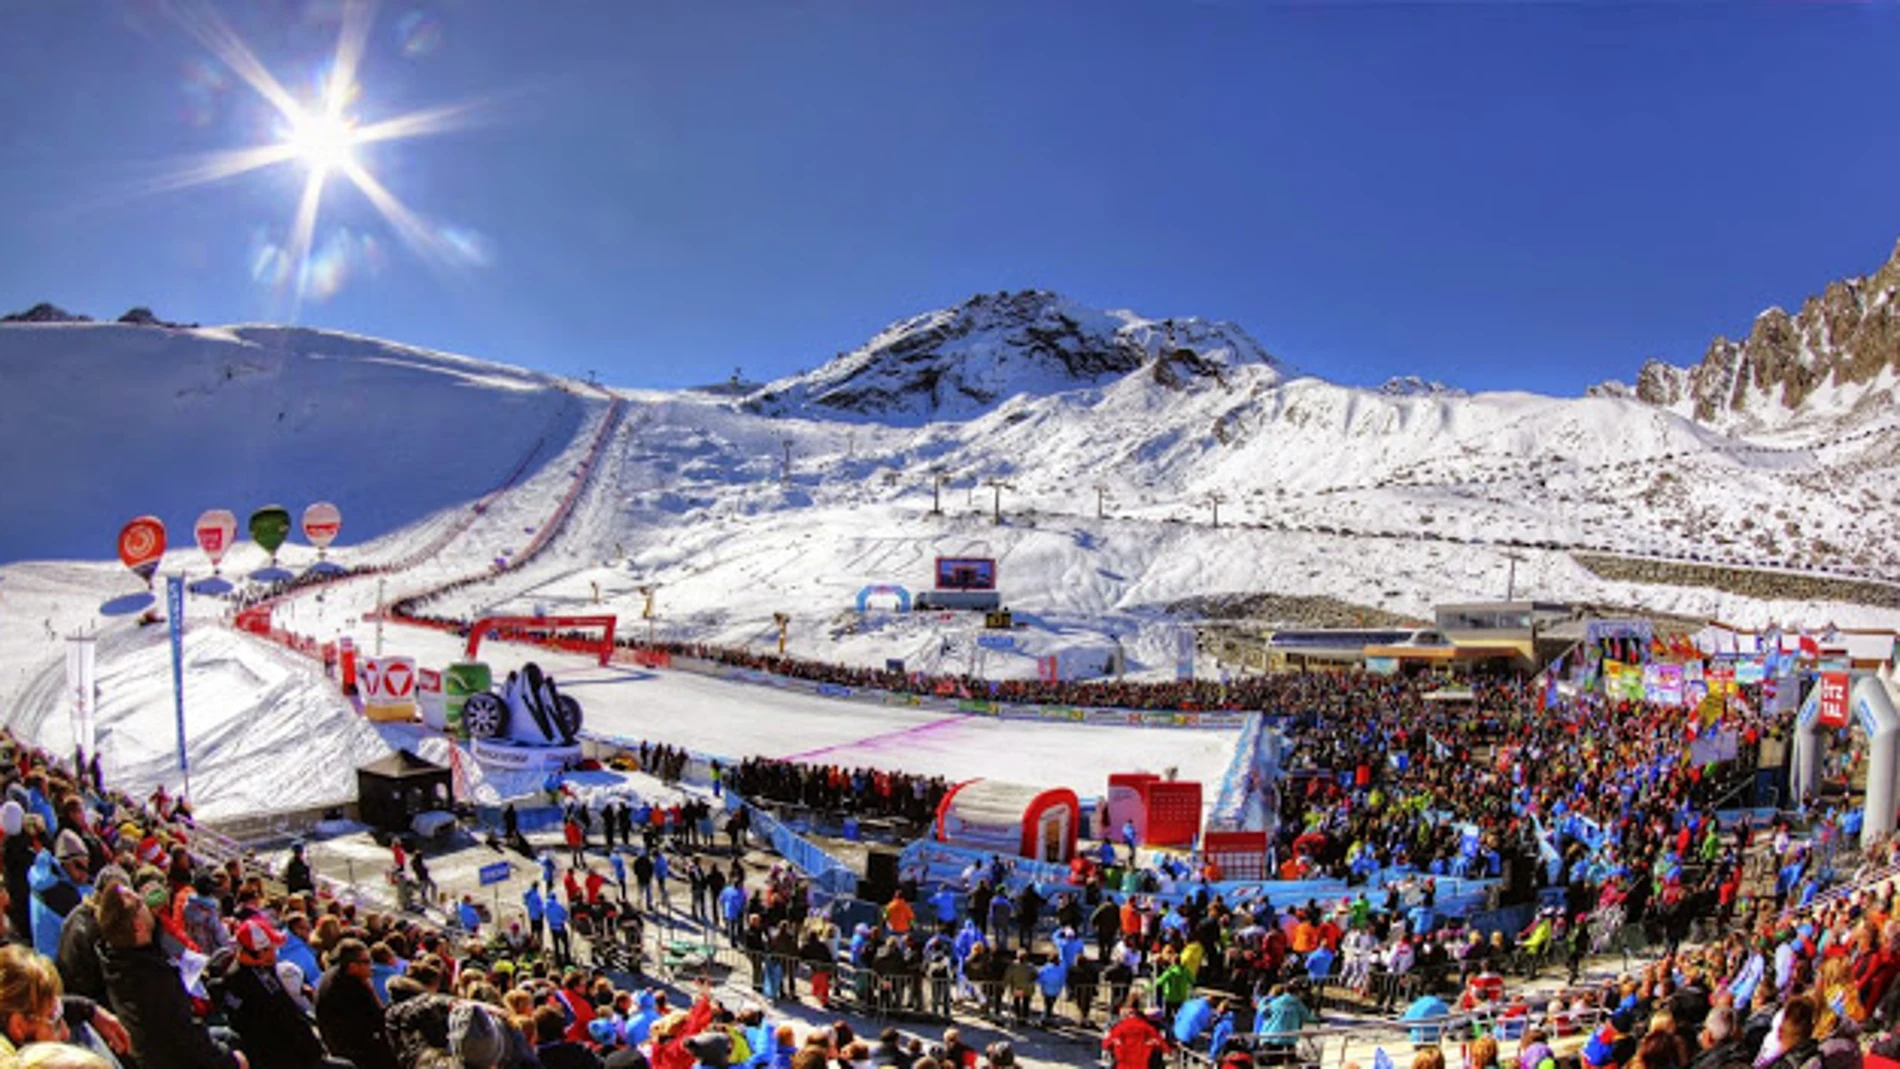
[
  {"left": 65, "top": 634, "right": 97, "bottom": 758},
  {"left": 166, "top": 576, "right": 190, "bottom": 793}
]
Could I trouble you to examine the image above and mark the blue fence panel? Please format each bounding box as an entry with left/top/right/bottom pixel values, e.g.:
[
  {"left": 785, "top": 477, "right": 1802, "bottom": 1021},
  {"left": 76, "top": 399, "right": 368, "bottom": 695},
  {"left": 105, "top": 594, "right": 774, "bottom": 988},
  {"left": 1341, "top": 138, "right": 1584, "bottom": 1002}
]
[{"left": 739, "top": 796, "right": 859, "bottom": 896}]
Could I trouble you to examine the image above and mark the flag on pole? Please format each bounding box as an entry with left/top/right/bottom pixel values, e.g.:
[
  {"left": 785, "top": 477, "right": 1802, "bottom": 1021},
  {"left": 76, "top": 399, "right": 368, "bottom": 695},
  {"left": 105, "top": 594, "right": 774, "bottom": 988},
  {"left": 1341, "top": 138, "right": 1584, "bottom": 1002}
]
[
  {"left": 66, "top": 634, "right": 96, "bottom": 759},
  {"left": 166, "top": 575, "right": 190, "bottom": 796},
  {"left": 1799, "top": 631, "right": 1821, "bottom": 659}
]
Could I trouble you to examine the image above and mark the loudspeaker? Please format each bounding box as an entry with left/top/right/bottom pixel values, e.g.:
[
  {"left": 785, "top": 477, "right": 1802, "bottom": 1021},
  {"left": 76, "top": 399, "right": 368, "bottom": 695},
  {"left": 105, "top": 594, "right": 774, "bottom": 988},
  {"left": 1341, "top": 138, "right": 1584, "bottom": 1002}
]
[{"left": 863, "top": 846, "right": 901, "bottom": 904}]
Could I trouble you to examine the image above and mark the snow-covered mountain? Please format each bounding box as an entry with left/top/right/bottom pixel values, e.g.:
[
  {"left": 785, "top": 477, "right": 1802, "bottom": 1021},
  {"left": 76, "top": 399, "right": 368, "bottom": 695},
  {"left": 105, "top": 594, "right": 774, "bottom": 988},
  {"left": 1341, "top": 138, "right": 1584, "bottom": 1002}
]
[
  {"left": 1605, "top": 238, "right": 1900, "bottom": 434},
  {"left": 0, "top": 320, "right": 597, "bottom": 563},
  {"left": 4, "top": 279, "right": 1900, "bottom": 821},
  {"left": 747, "top": 289, "right": 1297, "bottom": 423}
]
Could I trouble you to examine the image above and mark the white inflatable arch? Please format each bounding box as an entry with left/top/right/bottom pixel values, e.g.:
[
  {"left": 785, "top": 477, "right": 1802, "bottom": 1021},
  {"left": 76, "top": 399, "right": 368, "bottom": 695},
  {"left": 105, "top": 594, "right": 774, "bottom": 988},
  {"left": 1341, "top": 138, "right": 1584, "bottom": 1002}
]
[{"left": 1792, "top": 674, "right": 1900, "bottom": 848}]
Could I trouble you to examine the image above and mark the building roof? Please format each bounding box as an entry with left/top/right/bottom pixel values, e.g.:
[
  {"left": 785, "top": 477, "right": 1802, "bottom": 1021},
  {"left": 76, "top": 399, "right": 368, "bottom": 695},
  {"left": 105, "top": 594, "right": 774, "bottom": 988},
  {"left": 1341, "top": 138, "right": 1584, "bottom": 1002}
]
[{"left": 357, "top": 748, "right": 448, "bottom": 780}]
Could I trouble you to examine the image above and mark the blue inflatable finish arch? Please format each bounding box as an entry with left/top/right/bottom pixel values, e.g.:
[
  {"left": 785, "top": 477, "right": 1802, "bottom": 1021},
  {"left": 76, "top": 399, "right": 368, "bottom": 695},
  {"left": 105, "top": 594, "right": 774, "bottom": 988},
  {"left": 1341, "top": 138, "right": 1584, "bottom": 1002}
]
[{"left": 856, "top": 584, "right": 912, "bottom": 612}]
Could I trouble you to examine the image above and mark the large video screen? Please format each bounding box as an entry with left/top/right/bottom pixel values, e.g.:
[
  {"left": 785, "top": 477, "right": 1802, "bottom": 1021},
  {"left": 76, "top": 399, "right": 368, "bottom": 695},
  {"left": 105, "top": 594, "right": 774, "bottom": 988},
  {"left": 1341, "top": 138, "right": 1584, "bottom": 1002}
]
[{"left": 935, "top": 556, "right": 997, "bottom": 591}]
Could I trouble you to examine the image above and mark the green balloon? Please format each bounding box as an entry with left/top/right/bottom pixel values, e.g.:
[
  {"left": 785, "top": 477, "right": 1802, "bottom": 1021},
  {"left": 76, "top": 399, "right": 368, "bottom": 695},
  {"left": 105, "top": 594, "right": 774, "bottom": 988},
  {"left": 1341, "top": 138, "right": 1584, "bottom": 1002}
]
[{"left": 248, "top": 505, "right": 292, "bottom": 555}]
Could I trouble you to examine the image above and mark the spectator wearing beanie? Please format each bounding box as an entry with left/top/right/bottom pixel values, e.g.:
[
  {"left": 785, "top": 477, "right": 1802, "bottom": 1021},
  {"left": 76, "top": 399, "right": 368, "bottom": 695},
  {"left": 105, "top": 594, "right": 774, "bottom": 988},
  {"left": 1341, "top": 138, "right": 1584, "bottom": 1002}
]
[
  {"left": 449, "top": 1002, "right": 506, "bottom": 1069},
  {"left": 27, "top": 831, "right": 92, "bottom": 958}
]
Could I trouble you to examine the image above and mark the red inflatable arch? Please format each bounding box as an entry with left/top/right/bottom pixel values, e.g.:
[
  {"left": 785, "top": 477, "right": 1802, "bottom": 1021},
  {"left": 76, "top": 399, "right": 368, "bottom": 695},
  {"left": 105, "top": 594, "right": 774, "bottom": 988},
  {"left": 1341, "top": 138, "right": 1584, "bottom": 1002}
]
[{"left": 465, "top": 615, "right": 618, "bottom": 666}]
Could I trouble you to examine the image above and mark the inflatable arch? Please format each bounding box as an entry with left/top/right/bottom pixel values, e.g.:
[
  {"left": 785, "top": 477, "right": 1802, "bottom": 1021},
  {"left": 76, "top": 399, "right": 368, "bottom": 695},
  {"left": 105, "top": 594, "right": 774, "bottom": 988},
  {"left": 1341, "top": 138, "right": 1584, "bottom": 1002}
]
[
  {"left": 855, "top": 584, "right": 912, "bottom": 613},
  {"left": 465, "top": 615, "right": 617, "bottom": 666},
  {"left": 1792, "top": 674, "right": 1900, "bottom": 848},
  {"left": 935, "top": 779, "right": 1079, "bottom": 863}
]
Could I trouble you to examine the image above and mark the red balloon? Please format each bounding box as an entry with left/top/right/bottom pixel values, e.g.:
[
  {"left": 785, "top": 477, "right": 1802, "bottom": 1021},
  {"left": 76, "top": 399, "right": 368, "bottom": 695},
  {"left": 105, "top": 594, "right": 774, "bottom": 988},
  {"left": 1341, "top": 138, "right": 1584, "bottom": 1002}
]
[{"left": 117, "top": 515, "right": 167, "bottom": 581}]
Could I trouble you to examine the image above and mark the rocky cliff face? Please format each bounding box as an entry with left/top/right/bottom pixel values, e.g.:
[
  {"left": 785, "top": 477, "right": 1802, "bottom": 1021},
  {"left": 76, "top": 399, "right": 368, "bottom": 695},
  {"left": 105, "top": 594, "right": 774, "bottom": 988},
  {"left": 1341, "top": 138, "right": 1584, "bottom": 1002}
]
[
  {"left": 1628, "top": 239, "right": 1900, "bottom": 430},
  {"left": 746, "top": 289, "right": 1296, "bottom": 423}
]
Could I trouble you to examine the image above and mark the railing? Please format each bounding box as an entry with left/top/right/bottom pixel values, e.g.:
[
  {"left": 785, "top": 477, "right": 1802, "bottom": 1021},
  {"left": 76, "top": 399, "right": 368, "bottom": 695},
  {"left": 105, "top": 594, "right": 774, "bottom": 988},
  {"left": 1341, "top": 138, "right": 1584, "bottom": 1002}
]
[
  {"left": 628, "top": 929, "right": 1614, "bottom": 1069},
  {"left": 1177, "top": 1004, "right": 1612, "bottom": 1069},
  {"left": 736, "top": 797, "right": 860, "bottom": 897}
]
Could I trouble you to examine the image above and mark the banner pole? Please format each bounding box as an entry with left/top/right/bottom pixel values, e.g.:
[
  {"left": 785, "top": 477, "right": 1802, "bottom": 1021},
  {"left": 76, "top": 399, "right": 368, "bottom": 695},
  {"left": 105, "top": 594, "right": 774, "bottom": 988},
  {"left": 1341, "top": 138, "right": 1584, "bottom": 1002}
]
[{"left": 166, "top": 574, "right": 191, "bottom": 800}]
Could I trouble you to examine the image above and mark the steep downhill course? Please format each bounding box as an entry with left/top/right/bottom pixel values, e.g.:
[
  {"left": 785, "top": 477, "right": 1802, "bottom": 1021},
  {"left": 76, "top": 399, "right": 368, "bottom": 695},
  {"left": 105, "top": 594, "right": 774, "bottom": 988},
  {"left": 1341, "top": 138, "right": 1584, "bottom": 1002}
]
[
  {"left": 3, "top": 272, "right": 1900, "bottom": 819},
  {"left": 0, "top": 322, "right": 596, "bottom": 563}
]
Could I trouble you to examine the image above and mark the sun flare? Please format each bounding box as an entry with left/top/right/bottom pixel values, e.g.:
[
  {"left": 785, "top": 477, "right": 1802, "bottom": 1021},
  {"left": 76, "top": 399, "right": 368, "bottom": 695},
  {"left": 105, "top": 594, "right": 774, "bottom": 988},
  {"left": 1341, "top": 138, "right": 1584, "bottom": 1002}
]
[{"left": 284, "top": 108, "right": 359, "bottom": 176}]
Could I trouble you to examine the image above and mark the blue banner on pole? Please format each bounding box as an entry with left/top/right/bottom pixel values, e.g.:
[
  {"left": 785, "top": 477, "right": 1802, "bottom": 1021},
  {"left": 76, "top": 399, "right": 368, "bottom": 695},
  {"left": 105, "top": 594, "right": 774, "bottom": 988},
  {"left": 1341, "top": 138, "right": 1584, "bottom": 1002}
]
[
  {"left": 479, "top": 861, "right": 511, "bottom": 886},
  {"left": 166, "top": 576, "right": 188, "bottom": 775}
]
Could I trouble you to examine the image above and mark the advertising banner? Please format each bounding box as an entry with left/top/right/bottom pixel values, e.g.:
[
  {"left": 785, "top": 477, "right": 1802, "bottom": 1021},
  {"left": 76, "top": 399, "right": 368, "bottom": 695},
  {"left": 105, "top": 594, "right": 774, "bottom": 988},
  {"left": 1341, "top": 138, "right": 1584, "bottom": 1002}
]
[
  {"left": 442, "top": 662, "right": 491, "bottom": 740},
  {"left": 934, "top": 557, "right": 996, "bottom": 590},
  {"left": 417, "top": 668, "right": 445, "bottom": 730},
  {"left": 361, "top": 655, "right": 419, "bottom": 722},
  {"left": 1709, "top": 664, "right": 1736, "bottom": 695},
  {"left": 1818, "top": 671, "right": 1851, "bottom": 728}
]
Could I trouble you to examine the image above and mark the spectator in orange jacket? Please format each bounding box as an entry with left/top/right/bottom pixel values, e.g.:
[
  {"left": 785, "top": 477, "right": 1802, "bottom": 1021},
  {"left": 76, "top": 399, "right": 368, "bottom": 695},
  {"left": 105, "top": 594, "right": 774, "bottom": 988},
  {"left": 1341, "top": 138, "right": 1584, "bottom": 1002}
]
[{"left": 885, "top": 892, "right": 914, "bottom": 935}]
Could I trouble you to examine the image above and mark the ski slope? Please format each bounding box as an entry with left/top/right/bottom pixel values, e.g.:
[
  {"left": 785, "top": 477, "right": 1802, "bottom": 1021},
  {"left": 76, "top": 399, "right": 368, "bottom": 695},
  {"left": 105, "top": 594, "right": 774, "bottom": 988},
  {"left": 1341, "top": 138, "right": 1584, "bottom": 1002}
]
[
  {"left": 0, "top": 559, "right": 1233, "bottom": 820},
  {"left": 3, "top": 311, "right": 1899, "bottom": 822}
]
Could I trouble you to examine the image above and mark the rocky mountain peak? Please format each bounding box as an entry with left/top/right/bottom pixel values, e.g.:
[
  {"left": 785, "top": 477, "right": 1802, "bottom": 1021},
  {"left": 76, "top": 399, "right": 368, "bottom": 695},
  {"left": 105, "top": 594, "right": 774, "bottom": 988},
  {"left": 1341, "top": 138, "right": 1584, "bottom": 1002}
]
[
  {"left": 746, "top": 290, "right": 1295, "bottom": 422},
  {"left": 1627, "top": 238, "right": 1900, "bottom": 429},
  {"left": 1, "top": 302, "right": 91, "bottom": 324}
]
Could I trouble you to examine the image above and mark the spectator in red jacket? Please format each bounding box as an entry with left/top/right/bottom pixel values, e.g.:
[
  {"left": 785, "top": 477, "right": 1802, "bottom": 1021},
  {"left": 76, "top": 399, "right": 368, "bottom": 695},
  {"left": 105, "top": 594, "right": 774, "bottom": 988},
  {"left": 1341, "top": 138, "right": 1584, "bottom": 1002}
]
[{"left": 1103, "top": 1001, "right": 1168, "bottom": 1069}]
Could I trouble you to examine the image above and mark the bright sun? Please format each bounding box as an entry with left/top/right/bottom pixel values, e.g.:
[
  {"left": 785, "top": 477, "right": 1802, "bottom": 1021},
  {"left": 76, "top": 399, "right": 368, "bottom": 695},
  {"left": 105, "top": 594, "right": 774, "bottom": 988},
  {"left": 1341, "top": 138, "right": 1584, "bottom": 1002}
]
[{"left": 284, "top": 108, "right": 359, "bottom": 175}]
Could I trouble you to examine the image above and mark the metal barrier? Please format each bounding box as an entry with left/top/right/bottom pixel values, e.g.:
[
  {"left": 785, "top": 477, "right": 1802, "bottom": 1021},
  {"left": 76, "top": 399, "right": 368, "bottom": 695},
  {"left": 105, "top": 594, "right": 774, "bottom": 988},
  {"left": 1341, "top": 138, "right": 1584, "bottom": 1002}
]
[
  {"left": 737, "top": 799, "right": 860, "bottom": 897},
  {"left": 1180, "top": 1005, "right": 1612, "bottom": 1069}
]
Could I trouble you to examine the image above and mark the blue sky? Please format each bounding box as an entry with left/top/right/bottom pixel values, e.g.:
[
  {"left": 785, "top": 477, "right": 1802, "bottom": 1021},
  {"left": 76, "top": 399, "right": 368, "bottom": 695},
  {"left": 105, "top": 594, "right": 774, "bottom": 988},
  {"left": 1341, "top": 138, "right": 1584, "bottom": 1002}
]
[{"left": 3, "top": 2, "right": 1898, "bottom": 396}]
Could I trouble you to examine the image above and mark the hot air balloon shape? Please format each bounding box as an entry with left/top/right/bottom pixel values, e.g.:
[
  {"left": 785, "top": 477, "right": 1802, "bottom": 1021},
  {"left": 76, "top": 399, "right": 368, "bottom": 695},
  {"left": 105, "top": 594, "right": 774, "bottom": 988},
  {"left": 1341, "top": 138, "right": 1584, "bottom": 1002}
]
[
  {"left": 301, "top": 502, "right": 341, "bottom": 558},
  {"left": 248, "top": 505, "right": 292, "bottom": 565},
  {"left": 193, "top": 509, "right": 238, "bottom": 574},
  {"left": 116, "top": 516, "right": 167, "bottom": 586}
]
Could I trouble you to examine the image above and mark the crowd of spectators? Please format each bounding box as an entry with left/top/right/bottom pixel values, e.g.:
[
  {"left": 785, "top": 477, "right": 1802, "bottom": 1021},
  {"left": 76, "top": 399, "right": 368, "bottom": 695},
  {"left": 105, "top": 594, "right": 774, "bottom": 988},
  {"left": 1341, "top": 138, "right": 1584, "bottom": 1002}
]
[
  {"left": 728, "top": 762, "right": 947, "bottom": 829},
  {"left": 0, "top": 725, "right": 1063, "bottom": 1069}
]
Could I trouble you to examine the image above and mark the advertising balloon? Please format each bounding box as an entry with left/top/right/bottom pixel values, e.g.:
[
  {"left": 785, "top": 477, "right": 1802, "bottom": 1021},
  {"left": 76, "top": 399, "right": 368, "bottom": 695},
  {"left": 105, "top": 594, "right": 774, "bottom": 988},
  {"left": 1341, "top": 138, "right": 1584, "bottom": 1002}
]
[
  {"left": 193, "top": 509, "right": 238, "bottom": 571},
  {"left": 116, "top": 516, "right": 167, "bottom": 583},
  {"left": 301, "top": 501, "right": 341, "bottom": 552},
  {"left": 248, "top": 505, "right": 292, "bottom": 561}
]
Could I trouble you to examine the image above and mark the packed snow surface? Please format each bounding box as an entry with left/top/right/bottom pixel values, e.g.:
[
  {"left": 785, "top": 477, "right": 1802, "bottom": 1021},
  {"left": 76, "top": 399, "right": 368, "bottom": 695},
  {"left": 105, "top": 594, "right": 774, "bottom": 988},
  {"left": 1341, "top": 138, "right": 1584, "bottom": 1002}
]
[{"left": 2, "top": 309, "right": 1897, "bottom": 821}]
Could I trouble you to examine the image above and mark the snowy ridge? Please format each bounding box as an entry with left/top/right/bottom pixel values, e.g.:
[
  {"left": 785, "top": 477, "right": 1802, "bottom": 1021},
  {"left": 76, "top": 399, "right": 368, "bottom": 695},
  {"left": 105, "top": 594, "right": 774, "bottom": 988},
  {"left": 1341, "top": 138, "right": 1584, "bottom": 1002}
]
[
  {"left": 3, "top": 283, "right": 1900, "bottom": 821},
  {"left": 0, "top": 320, "right": 602, "bottom": 563},
  {"left": 746, "top": 289, "right": 1297, "bottom": 424},
  {"left": 1610, "top": 238, "right": 1900, "bottom": 433}
]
